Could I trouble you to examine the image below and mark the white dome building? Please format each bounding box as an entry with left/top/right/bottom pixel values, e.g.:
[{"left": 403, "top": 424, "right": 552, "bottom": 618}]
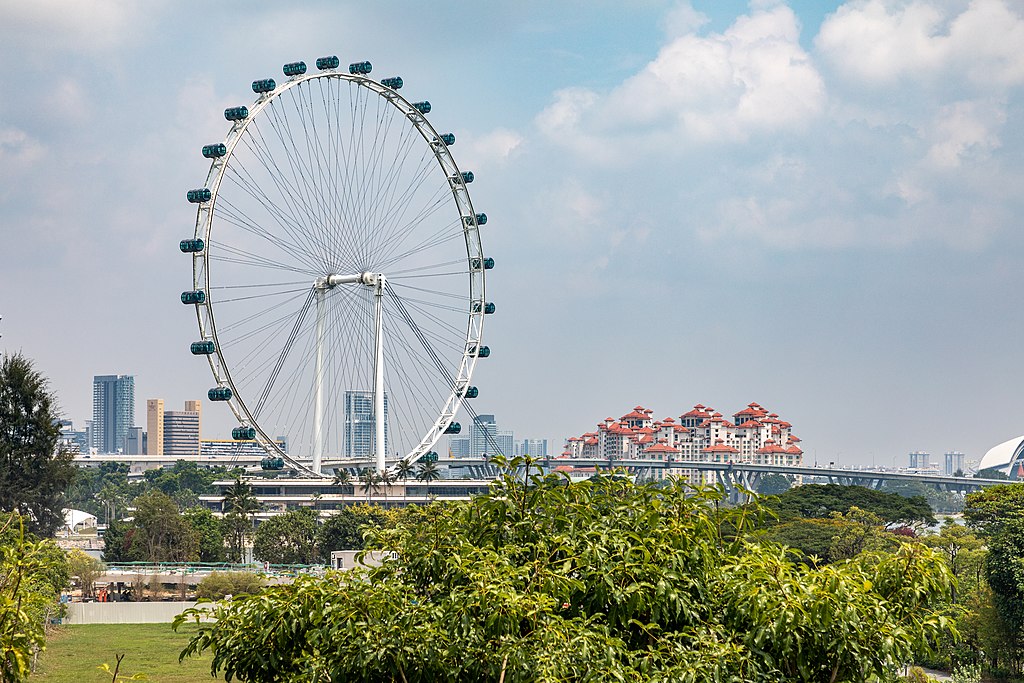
[{"left": 979, "top": 436, "right": 1024, "bottom": 478}]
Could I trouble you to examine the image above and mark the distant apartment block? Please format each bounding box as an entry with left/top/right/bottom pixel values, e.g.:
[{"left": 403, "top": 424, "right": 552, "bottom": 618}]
[
  {"left": 59, "top": 420, "right": 90, "bottom": 453},
  {"left": 908, "top": 451, "right": 933, "bottom": 470},
  {"left": 445, "top": 417, "right": 525, "bottom": 458},
  {"left": 448, "top": 436, "right": 470, "bottom": 458},
  {"left": 944, "top": 451, "right": 965, "bottom": 475},
  {"left": 164, "top": 401, "right": 202, "bottom": 457},
  {"left": 146, "top": 399, "right": 165, "bottom": 455},
  {"left": 91, "top": 375, "right": 135, "bottom": 454},
  {"left": 521, "top": 438, "right": 549, "bottom": 458},
  {"left": 125, "top": 426, "right": 145, "bottom": 455},
  {"left": 344, "top": 390, "right": 389, "bottom": 458},
  {"left": 562, "top": 403, "right": 804, "bottom": 483}
]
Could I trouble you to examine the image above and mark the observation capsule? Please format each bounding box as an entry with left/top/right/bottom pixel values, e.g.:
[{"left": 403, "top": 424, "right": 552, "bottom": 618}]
[
  {"left": 461, "top": 171, "right": 474, "bottom": 184},
  {"left": 469, "top": 344, "right": 490, "bottom": 358},
  {"left": 380, "top": 76, "right": 403, "bottom": 90},
  {"left": 283, "top": 61, "right": 307, "bottom": 77},
  {"left": 349, "top": 61, "right": 372, "bottom": 75},
  {"left": 252, "top": 78, "right": 277, "bottom": 94},
  {"left": 444, "top": 422, "right": 461, "bottom": 435},
  {"left": 412, "top": 101, "right": 431, "bottom": 114},
  {"left": 439, "top": 133, "right": 455, "bottom": 146},
  {"left": 464, "top": 386, "right": 479, "bottom": 399},
  {"left": 224, "top": 106, "right": 249, "bottom": 121},
  {"left": 179, "top": 238, "right": 205, "bottom": 253},
  {"left": 202, "top": 143, "right": 227, "bottom": 158},
  {"left": 423, "top": 451, "right": 439, "bottom": 462},
  {"left": 316, "top": 55, "right": 340, "bottom": 70},
  {"left": 470, "top": 257, "right": 495, "bottom": 270},
  {"left": 261, "top": 456, "right": 285, "bottom": 470},
  {"left": 181, "top": 290, "right": 205, "bottom": 305},
  {"left": 191, "top": 340, "right": 215, "bottom": 355},
  {"left": 232, "top": 426, "right": 256, "bottom": 440},
  {"left": 187, "top": 188, "right": 211, "bottom": 203},
  {"left": 464, "top": 213, "right": 487, "bottom": 226},
  {"left": 208, "top": 386, "right": 232, "bottom": 401},
  {"left": 471, "top": 301, "right": 496, "bottom": 314}
]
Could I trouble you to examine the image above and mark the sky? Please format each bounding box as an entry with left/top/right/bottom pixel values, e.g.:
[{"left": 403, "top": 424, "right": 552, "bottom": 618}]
[{"left": 1, "top": 0, "right": 1022, "bottom": 468}]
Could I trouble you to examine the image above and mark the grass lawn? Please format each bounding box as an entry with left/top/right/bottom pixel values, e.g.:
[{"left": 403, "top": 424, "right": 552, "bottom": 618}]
[{"left": 32, "top": 623, "right": 217, "bottom": 682}]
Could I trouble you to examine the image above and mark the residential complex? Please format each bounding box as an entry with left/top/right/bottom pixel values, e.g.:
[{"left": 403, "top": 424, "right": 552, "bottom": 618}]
[{"left": 561, "top": 403, "right": 804, "bottom": 482}]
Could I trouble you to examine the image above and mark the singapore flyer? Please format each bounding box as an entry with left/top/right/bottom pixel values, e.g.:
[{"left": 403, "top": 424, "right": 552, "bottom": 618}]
[{"left": 180, "top": 56, "right": 493, "bottom": 477}]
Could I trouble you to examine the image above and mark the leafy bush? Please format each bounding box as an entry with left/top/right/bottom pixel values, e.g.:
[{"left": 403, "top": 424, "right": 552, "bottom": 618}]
[
  {"left": 177, "top": 459, "right": 956, "bottom": 682},
  {"left": 195, "top": 571, "right": 265, "bottom": 600}
]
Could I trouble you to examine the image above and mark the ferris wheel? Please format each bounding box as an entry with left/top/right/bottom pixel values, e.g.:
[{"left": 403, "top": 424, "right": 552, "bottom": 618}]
[{"left": 180, "top": 56, "right": 493, "bottom": 477}]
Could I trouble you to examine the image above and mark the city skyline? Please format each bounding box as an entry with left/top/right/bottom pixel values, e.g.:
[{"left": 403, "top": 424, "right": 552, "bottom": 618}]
[{"left": 2, "top": 1, "right": 1023, "bottom": 466}]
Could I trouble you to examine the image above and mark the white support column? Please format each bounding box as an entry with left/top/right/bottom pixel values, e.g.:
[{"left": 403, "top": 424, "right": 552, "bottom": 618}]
[
  {"left": 373, "top": 274, "right": 387, "bottom": 473},
  {"left": 312, "top": 286, "right": 327, "bottom": 475}
]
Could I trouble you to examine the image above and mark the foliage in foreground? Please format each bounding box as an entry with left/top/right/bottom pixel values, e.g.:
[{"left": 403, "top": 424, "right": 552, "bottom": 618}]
[
  {"left": 0, "top": 513, "right": 69, "bottom": 682},
  {"left": 177, "top": 460, "right": 954, "bottom": 682}
]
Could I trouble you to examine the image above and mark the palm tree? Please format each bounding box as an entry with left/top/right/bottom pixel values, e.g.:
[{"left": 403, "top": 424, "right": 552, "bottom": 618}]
[
  {"left": 96, "top": 484, "right": 124, "bottom": 525},
  {"left": 359, "top": 468, "right": 382, "bottom": 501},
  {"left": 380, "top": 470, "right": 396, "bottom": 502},
  {"left": 395, "top": 460, "right": 413, "bottom": 500},
  {"left": 223, "top": 477, "right": 259, "bottom": 515},
  {"left": 222, "top": 477, "right": 260, "bottom": 563},
  {"left": 416, "top": 461, "right": 441, "bottom": 499},
  {"left": 332, "top": 469, "right": 352, "bottom": 488}
]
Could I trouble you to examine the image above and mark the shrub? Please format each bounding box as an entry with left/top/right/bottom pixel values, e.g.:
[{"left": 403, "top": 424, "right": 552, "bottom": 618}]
[{"left": 195, "top": 571, "right": 265, "bottom": 600}]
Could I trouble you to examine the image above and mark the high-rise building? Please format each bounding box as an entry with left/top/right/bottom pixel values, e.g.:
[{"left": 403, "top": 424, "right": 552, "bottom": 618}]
[
  {"left": 496, "top": 429, "right": 515, "bottom": 458},
  {"left": 344, "top": 390, "right": 388, "bottom": 458},
  {"left": 58, "top": 420, "right": 90, "bottom": 454},
  {"left": 91, "top": 375, "right": 135, "bottom": 454},
  {"left": 521, "top": 439, "right": 549, "bottom": 458},
  {"left": 165, "top": 404, "right": 201, "bottom": 457},
  {"left": 125, "top": 426, "right": 145, "bottom": 455},
  {"left": 468, "top": 413, "right": 509, "bottom": 456},
  {"left": 944, "top": 451, "right": 966, "bottom": 475},
  {"left": 146, "top": 399, "right": 164, "bottom": 455},
  {"left": 909, "top": 451, "right": 932, "bottom": 470},
  {"left": 448, "top": 436, "right": 471, "bottom": 458},
  {"left": 185, "top": 400, "right": 202, "bottom": 440}
]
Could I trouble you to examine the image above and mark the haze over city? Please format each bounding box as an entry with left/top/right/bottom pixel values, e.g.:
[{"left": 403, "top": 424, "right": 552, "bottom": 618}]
[{"left": 2, "top": 0, "right": 1023, "bottom": 467}]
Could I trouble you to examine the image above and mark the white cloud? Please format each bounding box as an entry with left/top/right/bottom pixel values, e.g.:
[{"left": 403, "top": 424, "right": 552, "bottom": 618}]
[
  {"left": 0, "top": 127, "right": 44, "bottom": 168},
  {"left": 0, "top": 0, "right": 167, "bottom": 52},
  {"left": 923, "top": 99, "right": 1006, "bottom": 169},
  {"left": 463, "top": 129, "right": 524, "bottom": 170},
  {"left": 536, "top": 4, "right": 825, "bottom": 159},
  {"left": 816, "top": 0, "right": 1024, "bottom": 88}
]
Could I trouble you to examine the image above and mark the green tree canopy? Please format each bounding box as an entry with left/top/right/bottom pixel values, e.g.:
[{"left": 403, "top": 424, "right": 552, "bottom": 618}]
[
  {"left": 252, "top": 508, "right": 318, "bottom": 565},
  {"left": 0, "top": 353, "right": 77, "bottom": 537},
  {"left": 178, "top": 462, "right": 954, "bottom": 682},
  {"left": 315, "top": 504, "right": 389, "bottom": 557},
  {"left": 769, "top": 483, "right": 936, "bottom": 528},
  {"left": 66, "top": 548, "right": 104, "bottom": 599},
  {"left": 756, "top": 473, "right": 792, "bottom": 495},
  {"left": 184, "top": 507, "right": 226, "bottom": 563},
  {"left": 124, "top": 490, "right": 198, "bottom": 562},
  {"left": 964, "top": 484, "right": 1024, "bottom": 663}
]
